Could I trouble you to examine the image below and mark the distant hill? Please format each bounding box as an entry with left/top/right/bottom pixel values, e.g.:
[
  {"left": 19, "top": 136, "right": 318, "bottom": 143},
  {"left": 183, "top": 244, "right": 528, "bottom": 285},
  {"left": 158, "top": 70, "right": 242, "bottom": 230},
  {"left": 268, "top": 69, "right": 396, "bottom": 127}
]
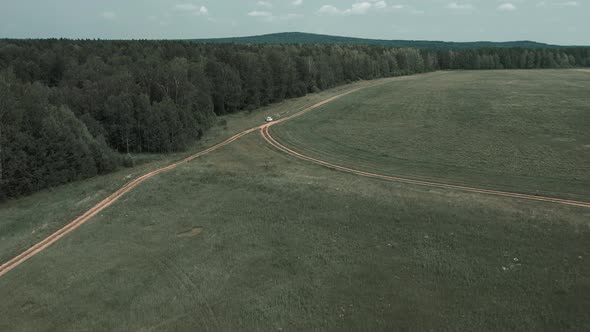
[{"left": 193, "top": 32, "right": 565, "bottom": 50}]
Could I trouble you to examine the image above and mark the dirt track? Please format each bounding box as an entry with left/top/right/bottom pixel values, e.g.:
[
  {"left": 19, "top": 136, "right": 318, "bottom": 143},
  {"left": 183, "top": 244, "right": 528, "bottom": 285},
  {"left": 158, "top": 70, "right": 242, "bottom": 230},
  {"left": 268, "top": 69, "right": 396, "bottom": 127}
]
[
  {"left": 2, "top": 77, "right": 589, "bottom": 278},
  {"left": 0, "top": 127, "right": 258, "bottom": 277},
  {"left": 260, "top": 125, "right": 590, "bottom": 209}
]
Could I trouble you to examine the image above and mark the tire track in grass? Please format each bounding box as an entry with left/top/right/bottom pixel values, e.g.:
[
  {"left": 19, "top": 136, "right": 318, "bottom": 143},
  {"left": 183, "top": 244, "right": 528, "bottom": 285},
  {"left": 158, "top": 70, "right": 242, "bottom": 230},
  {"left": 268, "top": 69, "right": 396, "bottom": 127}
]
[{"left": 260, "top": 120, "right": 590, "bottom": 210}]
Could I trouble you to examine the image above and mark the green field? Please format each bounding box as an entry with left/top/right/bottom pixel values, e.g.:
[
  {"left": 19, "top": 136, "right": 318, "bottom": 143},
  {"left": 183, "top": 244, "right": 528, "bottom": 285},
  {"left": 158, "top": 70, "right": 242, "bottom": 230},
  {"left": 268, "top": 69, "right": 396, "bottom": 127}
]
[
  {"left": 273, "top": 70, "right": 590, "bottom": 200},
  {"left": 0, "top": 71, "right": 589, "bottom": 331}
]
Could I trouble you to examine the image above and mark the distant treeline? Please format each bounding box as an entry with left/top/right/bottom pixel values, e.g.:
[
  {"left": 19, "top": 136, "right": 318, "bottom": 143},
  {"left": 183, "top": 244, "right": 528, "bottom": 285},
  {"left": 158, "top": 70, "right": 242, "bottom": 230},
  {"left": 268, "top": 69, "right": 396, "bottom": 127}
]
[
  {"left": 196, "top": 32, "right": 562, "bottom": 50},
  {"left": 437, "top": 47, "right": 590, "bottom": 69},
  {"left": 0, "top": 40, "right": 589, "bottom": 199}
]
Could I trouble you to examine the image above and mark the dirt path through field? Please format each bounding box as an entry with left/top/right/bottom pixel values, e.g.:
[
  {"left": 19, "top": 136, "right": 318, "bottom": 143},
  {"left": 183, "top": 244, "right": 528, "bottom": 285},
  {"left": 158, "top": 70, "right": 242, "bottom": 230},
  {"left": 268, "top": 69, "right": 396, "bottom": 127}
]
[
  {"left": 261, "top": 123, "right": 590, "bottom": 209},
  {"left": 0, "top": 127, "right": 259, "bottom": 277},
  {"left": 0, "top": 79, "right": 395, "bottom": 278}
]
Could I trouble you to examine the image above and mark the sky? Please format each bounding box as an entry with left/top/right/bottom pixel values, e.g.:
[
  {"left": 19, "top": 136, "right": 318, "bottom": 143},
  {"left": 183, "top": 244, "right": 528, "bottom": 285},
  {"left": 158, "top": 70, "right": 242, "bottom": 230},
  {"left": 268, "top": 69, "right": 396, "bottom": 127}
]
[{"left": 0, "top": 0, "right": 588, "bottom": 45}]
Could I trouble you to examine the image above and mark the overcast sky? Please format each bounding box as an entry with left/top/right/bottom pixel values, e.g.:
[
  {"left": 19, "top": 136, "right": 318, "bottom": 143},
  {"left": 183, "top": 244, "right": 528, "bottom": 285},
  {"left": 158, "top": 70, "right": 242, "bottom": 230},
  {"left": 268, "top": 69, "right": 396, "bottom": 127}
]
[{"left": 0, "top": 0, "right": 587, "bottom": 45}]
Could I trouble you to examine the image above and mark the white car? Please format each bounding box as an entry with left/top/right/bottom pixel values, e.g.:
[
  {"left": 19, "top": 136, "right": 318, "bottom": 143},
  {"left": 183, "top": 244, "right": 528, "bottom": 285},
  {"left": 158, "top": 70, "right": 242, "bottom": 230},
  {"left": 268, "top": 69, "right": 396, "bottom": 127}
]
[{"left": 265, "top": 116, "right": 274, "bottom": 123}]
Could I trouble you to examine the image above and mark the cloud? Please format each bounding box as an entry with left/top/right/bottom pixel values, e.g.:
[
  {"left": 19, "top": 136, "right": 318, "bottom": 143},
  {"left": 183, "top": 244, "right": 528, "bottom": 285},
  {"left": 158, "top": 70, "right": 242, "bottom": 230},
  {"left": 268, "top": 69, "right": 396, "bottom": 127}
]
[
  {"left": 317, "top": 1, "right": 389, "bottom": 16},
  {"left": 292, "top": 0, "right": 303, "bottom": 6},
  {"left": 101, "top": 11, "right": 116, "bottom": 20},
  {"left": 248, "top": 10, "right": 273, "bottom": 17},
  {"left": 350, "top": 2, "right": 373, "bottom": 14},
  {"left": 195, "top": 6, "right": 208, "bottom": 15},
  {"left": 374, "top": 1, "right": 387, "bottom": 9},
  {"left": 247, "top": 10, "right": 302, "bottom": 22},
  {"left": 497, "top": 3, "right": 516, "bottom": 11},
  {"left": 318, "top": 5, "right": 341, "bottom": 15},
  {"left": 537, "top": 1, "right": 579, "bottom": 7},
  {"left": 257, "top": 1, "right": 272, "bottom": 8},
  {"left": 447, "top": 2, "right": 474, "bottom": 10},
  {"left": 174, "top": 3, "right": 198, "bottom": 11},
  {"left": 174, "top": 4, "right": 208, "bottom": 16}
]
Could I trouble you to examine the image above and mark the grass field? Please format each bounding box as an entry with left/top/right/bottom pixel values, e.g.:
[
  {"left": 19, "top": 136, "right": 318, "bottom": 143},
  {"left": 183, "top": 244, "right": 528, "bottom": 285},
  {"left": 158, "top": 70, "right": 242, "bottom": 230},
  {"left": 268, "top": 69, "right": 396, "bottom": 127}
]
[
  {"left": 273, "top": 70, "right": 590, "bottom": 201},
  {"left": 0, "top": 71, "right": 589, "bottom": 331}
]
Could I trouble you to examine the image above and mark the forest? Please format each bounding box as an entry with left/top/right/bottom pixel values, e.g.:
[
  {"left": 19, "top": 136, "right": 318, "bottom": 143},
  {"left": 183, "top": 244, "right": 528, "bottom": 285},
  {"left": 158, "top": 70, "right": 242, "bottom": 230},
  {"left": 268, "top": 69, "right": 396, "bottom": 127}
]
[
  {"left": 0, "top": 39, "right": 589, "bottom": 199},
  {"left": 197, "top": 32, "right": 560, "bottom": 50}
]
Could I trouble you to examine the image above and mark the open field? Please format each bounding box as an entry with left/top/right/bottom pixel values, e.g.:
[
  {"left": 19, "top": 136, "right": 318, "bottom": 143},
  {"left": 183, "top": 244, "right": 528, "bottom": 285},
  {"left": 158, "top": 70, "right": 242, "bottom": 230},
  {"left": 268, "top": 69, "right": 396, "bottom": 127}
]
[
  {"left": 273, "top": 70, "right": 590, "bottom": 201},
  {"left": 262, "top": 125, "right": 589, "bottom": 208},
  {"left": 1, "top": 71, "right": 589, "bottom": 331}
]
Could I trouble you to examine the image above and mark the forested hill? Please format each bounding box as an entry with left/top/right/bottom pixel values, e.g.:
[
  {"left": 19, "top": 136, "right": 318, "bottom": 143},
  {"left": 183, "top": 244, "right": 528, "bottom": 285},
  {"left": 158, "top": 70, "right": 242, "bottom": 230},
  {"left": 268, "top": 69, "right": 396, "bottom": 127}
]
[
  {"left": 194, "top": 32, "right": 562, "bottom": 50},
  {"left": 1, "top": 39, "right": 589, "bottom": 200}
]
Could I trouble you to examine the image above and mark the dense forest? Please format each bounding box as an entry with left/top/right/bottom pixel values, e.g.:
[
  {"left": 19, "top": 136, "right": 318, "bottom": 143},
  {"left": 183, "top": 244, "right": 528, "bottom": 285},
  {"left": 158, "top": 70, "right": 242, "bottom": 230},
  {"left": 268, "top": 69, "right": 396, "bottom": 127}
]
[{"left": 0, "top": 39, "right": 589, "bottom": 200}]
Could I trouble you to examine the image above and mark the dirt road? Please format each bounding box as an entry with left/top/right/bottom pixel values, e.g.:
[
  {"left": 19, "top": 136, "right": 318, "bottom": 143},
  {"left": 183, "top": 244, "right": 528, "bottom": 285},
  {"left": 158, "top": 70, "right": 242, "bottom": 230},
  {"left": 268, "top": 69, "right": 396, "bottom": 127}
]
[{"left": 0, "top": 127, "right": 258, "bottom": 277}]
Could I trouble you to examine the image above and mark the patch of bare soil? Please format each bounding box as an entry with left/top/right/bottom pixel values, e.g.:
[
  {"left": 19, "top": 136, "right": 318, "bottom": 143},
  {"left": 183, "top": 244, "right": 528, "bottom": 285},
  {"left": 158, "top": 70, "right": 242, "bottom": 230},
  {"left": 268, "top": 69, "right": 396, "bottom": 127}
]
[{"left": 176, "top": 228, "right": 203, "bottom": 238}]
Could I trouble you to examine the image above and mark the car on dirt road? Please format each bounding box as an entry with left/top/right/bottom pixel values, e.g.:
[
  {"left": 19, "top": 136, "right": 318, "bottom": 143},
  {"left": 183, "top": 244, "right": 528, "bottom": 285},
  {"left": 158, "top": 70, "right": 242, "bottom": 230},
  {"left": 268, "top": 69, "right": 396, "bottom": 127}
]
[{"left": 265, "top": 116, "right": 274, "bottom": 123}]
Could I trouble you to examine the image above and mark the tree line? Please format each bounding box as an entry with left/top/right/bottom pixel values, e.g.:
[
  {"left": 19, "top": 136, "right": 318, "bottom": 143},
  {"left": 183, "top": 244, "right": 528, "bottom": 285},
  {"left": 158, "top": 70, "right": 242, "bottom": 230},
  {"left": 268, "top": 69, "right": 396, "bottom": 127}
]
[
  {"left": 197, "top": 32, "right": 561, "bottom": 50},
  {"left": 436, "top": 47, "right": 590, "bottom": 69},
  {"left": 0, "top": 39, "right": 588, "bottom": 199}
]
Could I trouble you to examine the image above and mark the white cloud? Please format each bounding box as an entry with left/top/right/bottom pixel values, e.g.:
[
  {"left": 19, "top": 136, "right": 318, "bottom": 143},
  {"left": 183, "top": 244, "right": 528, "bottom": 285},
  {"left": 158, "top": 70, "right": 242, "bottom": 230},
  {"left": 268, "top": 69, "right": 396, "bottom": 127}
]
[
  {"left": 247, "top": 10, "right": 302, "bottom": 22},
  {"left": 257, "top": 1, "right": 272, "bottom": 8},
  {"left": 374, "top": 1, "right": 387, "bottom": 9},
  {"left": 174, "top": 3, "right": 199, "bottom": 11},
  {"left": 101, "top": 11, "right": 116, "bottom": 20},
  {"left": 350, "top": 2, "right": 372, "bottom": 14},
  {"left": 497, "top": 3, "right": 516, "bottom": 11},
  {"left": 248, "top": 10, "right": 273, "bottom": 17},
  {"left": 292, "top": 0, "right": 303, "bottom": 6},
  {"left": 318, "top": 5, "right": 342, "bottom": 15},
  {"left": 538, "top": 1, "right": 579, "bottom": 7},
  {"left": 317, "top": 1, "right": 389, "bottom": 16},
  {"left": 174, "top": 4, "right": 208, "bottom": 16},
  {"left": 196, "top": 6, "right": 208, "bottom": 16},
  {"left": 447, "top": 2, "right": 474, "bottom": 10}
]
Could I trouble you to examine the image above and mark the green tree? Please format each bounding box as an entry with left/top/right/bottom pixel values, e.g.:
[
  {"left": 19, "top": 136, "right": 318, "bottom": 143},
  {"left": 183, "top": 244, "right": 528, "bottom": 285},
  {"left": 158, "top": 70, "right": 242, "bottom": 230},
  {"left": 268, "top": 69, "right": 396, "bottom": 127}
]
[{"left": 0, "top": 69, "right": 18, "bottom": 199}]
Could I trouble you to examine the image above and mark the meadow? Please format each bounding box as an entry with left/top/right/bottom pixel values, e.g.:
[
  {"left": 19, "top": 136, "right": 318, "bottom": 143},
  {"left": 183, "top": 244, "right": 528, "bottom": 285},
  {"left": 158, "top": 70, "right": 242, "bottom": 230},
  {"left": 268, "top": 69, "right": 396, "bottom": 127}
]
[
  {"left": 0, "top": 71, "right": 588, "bottom": 331},
  {"left": 272, "top": 70, "right": 590, "bottom": 201}
]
